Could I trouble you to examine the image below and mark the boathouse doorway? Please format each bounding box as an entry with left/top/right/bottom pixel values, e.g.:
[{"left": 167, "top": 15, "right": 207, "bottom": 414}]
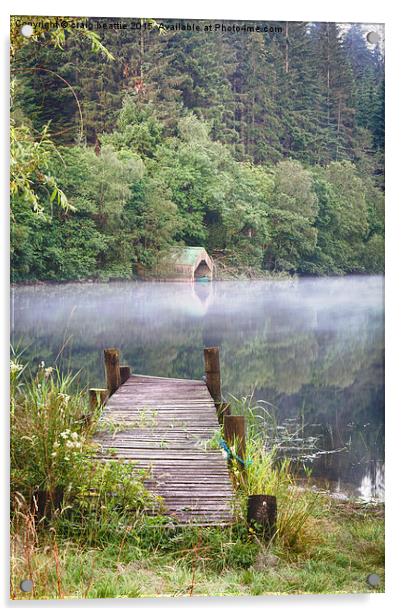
[{"left": 194, "top": 259, "right": 212, "bottom": 281}]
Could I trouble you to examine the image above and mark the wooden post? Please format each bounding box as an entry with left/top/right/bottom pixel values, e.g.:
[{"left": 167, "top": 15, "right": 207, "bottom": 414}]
[
  {"left": 120, "top": 365, "right": 131, "bottom": 385},
  {"left": 216, "top": 402, "right": 231, "bottom": 426},
  {"left": 203, "top": 347, "right": 221, "bottom": 403},
  {"left": 32, "top": 486, "right": 64, "bottom": 519},
  {"left": 89, "top": 388, "right": 108, "bottom": 413},
  {"left": 247, "top": 495, "right": 277, "bottom": 540},
  {"left": 223, "top": 415, "right": 246, "bottom": 463},
  {"left": 104, "top": 348, "right": 121, "bottom": 394}
]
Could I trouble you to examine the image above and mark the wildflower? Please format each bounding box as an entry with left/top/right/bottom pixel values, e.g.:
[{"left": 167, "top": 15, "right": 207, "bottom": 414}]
[
  {"left": 51, "top": 452, "right": 57, "bottom": 458},
  {"left": 44, "top": 367, "right": 54, "bottom": 377},
  {"left": 71, "top": 432, "right": 79, "bottom": 440},
  {"left": 66, "top": 440, "right": 82, "bottom": 449},
  {"left": 10, "top": 360, "right": 23, "bottom": 374}
]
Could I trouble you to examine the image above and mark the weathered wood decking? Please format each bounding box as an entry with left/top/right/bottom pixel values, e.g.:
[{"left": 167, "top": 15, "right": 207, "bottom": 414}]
[{"left": 94, "top": 373, "right": 235, "bottom": 525}]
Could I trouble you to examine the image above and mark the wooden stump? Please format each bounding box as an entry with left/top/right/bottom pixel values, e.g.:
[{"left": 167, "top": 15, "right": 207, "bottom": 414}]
[
  {"left": 104, "top": 348, "right": 121, "bottom": 394},
  {"left": 89, "top": 388, "right": 108, "bottom": 413},
  {"left": 120, "top": 365, "right": 131, "bottom": 384},
  {"left": 203, "top": 347, "right": 221, "bottom": 403},
  {"left": 32, "top": 487, "right": 64, "bottom": 520},
  {"left": 247, "top": 495, "right": 277, "bottom": 539}
]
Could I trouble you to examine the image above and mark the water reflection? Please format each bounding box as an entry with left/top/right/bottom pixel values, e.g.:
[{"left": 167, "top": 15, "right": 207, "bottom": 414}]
[{"left": 11, "top": 275, "right": 384, "bottom": 501}]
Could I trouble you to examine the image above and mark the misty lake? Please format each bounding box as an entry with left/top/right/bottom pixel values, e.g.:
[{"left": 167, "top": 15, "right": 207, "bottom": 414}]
[{"left": 11, "top": 275, "right": 384, "bottom": 502}]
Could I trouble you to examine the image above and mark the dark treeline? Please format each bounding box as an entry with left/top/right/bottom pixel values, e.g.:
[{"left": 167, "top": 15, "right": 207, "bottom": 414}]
[{"left": 11, "top": 20, "right": 384, "bottom": 281}]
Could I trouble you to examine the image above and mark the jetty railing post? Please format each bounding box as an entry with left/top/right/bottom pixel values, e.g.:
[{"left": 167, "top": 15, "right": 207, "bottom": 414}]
[
  {"left": 203, "top": 347, "right": 222, "bottom": 404},
  {"left": 104, "top": 348, "right": 121, "bottom": 395},
  {"left": 119, "top": 365, "right": 131, "bottom": 385},
  {"left": 223, "top": 415, "right": 246, "bottom": 467},
  {"left": 247, "top": 495, "right": 277, "bottom": 541}
]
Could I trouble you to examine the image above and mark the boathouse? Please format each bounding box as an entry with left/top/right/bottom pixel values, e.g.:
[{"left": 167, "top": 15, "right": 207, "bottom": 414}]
[
  {"left": 142, "top": 246, "right": 213, "bottom": 282},
  {"left": 170, "top": 247, "right": 213, "bottom": 281}
]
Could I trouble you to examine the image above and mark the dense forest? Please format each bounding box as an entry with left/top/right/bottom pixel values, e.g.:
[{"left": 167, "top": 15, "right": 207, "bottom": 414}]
[{"left": 10, "top": 19, "right": 385, "bottom": 281}]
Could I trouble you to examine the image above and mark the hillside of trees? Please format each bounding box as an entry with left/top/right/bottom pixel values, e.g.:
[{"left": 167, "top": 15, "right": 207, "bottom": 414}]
[{"left": 10, "top": 19, "right": 384, "bottom": 281}]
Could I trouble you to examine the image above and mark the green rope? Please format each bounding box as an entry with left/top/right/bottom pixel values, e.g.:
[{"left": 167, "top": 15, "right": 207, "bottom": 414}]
[{"left": 219, "top": 438, "right": 252, "bottom": 468}]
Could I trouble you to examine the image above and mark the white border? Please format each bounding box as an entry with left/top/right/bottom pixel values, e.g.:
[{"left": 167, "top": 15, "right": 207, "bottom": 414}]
[{"left": 2, "top": 1, "right": 400, "bottom": 613}]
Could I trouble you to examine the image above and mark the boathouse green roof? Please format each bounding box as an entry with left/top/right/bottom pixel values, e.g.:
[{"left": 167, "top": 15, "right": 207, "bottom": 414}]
[{"left": 171, "top": 247, "right": 209, "bottom": 265}]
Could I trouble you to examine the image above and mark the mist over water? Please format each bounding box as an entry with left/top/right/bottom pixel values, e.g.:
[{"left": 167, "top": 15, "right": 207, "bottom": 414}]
[{"left": 12, "top": 275, "right": 384, "bottom": 501}]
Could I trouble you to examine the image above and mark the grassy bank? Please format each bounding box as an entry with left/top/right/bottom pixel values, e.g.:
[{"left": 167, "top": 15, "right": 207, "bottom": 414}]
[
  {"left": 11, "top": 499, "right": 384, "bottom": 599},
  {"left": 10, "top": 360, "right": 384, "bottom": 599}
]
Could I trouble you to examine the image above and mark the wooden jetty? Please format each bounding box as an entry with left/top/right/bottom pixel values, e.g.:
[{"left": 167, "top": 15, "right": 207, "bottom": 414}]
[{"left": 91, "top": 348, "right": 235, "bottom": 525}]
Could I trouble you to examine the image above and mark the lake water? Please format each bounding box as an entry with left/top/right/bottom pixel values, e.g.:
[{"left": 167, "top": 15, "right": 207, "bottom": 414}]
[{"left": 11, "top": 275, "right": 384, "bottom": 502}]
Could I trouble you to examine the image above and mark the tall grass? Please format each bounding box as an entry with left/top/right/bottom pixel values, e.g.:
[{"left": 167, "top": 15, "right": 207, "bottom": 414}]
[
  {"left": 229, "top": 394, "right": 327, "bottom": 549},
  {"left": 11, "top": 357, "right": 90, "bottom": 502}
]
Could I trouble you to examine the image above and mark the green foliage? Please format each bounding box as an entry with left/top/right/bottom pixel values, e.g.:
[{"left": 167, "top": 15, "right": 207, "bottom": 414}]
[
  {"left": 107, "top": 97, "right": 163, "bottom": 158},
  {"left": 10, "top": 16, "right": 114, "bottom": 61},
  {"left": 10, "top": 117, "right": 71, "bottom": 215},
  {"left": 310, "top": 162, "right": 370, "bottom": 274},
  {"left": 10, "top": 20, "right": 384, "bottom": 280},
  {"left": 265, "top": 161, "right": 318, "bottom": 272},
  {"left": 10, "top": 16, "right": 115, "bottom": 214},
  {"left": 11, "top": 144, "right": 144, "bottom": 281},
  {"left": 51, "top": 145, "right": 144, "bottom": 224},
  {"left": 124, "top": 177, "right": 182, "bottom": 270},
  {"left": 10, "top": 358, "right": 90, "bottom": 496}
]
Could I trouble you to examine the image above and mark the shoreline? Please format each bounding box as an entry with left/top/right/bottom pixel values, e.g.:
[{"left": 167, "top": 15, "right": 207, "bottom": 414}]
[{"left": 11, "top": 271, "right": 385, "bottom": 287}]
